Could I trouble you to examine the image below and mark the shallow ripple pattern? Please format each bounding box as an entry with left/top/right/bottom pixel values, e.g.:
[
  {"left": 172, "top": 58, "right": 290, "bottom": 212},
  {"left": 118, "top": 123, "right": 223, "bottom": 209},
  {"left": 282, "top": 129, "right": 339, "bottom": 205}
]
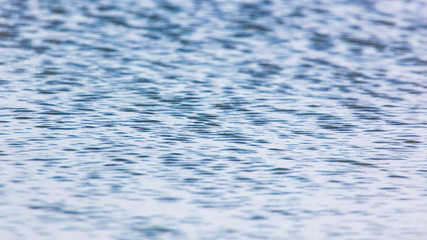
[{"left": 1, "top": 0, "right": 427, "bottom": 239}]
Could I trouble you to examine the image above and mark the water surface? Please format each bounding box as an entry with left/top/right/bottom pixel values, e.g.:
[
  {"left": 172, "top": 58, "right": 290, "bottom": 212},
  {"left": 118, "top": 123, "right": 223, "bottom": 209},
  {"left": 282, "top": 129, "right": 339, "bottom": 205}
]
[{"left": 0, "top": 0, "right": 427, "bottom": 239}]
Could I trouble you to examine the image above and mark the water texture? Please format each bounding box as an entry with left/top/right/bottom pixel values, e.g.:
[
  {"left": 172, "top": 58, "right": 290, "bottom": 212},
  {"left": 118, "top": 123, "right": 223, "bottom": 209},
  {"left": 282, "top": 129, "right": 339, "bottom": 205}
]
[{"left": 0, "top": 0, "right": 426, "bottom": 239}]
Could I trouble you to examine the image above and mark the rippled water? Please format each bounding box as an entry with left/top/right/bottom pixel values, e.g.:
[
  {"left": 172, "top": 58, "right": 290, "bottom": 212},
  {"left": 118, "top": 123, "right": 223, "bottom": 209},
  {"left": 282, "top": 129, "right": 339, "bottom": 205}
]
[{"left": 1, "top": 0, "right": 427, "bottom": 239}]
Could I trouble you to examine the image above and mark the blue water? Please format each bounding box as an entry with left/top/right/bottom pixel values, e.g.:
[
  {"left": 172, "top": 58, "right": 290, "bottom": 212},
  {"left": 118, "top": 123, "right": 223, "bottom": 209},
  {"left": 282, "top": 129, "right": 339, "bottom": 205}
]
[{"left": 1, "top": 0, "right": 426, "bottom": 239}]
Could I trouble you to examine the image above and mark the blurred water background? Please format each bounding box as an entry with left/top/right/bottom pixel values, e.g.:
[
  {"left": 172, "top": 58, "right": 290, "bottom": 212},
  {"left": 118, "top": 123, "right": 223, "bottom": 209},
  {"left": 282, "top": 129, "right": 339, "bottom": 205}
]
[{"left": 0, "top": 0, "right": 427, "bottom": 239}]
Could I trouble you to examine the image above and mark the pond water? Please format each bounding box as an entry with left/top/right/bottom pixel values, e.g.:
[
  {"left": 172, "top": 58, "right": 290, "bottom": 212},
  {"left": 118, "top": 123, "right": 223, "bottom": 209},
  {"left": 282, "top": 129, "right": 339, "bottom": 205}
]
[{"left": 1, "top": 0, "right": 426, "bottom": 239}]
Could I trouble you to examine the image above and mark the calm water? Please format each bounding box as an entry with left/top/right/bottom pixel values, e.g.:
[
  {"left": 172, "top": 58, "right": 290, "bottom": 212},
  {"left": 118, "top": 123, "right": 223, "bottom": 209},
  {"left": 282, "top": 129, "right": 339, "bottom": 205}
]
[{"left": 1, "top": 0, "right": 427, "bottom": 239}]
